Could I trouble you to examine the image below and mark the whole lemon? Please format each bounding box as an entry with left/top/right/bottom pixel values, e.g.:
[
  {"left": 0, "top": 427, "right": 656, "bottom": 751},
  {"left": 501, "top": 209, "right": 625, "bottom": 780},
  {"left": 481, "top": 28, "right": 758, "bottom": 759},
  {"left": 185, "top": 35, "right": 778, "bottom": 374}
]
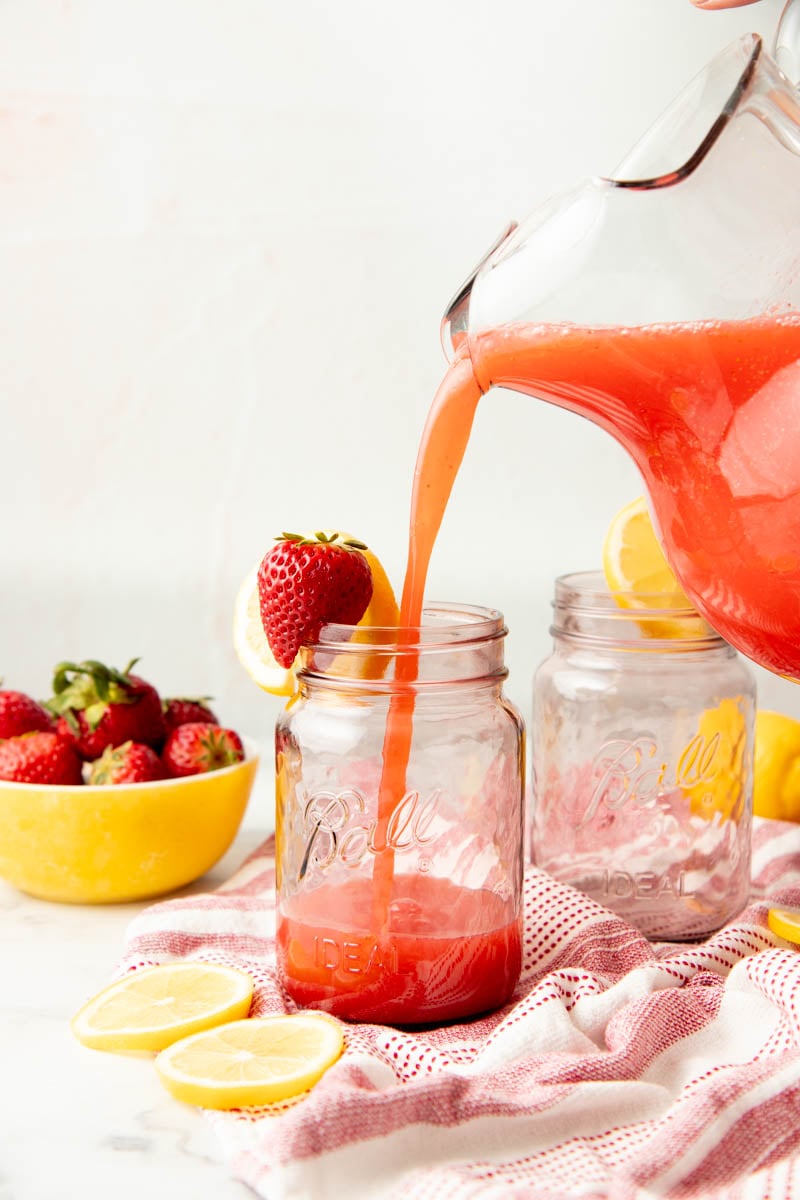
[{"left": 753, "top": 710, "right": 800, "bottom": 822}]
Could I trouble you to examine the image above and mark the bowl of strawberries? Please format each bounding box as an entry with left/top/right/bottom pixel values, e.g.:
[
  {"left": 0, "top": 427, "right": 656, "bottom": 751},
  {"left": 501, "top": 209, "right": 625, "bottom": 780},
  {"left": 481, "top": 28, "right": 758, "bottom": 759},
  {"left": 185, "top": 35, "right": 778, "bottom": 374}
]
[{"left": 0, "top": 659, "right": 258, "bottom": 904}]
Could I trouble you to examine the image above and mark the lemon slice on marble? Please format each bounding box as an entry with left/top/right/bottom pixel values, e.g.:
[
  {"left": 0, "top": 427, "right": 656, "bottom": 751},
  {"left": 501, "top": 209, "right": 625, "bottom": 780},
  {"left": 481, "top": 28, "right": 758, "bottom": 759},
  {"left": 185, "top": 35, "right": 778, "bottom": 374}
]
[
  {"left": 71, "top": 963, "right": 254, "bottom": 1052},
  {"left": 155, "top": 1013, "right": 344, "bottom": 1109}
]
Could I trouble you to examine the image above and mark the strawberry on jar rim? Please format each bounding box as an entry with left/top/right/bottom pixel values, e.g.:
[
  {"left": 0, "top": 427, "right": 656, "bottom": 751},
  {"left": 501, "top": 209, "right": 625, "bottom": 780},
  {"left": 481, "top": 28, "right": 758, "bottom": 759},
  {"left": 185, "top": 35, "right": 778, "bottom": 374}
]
[
  {"left": 162, "top": 697, "right": 218, "bottom": 734},
  {"left": 88, "top": 741, "right": 168, "bottom": 785},
  {"left": 257, "top": 532, "right": 373, "bottom": 669},
  {"left": 44, "top": 658, "right": 167, "bottom": 760},
  {"left": 162, "top": 722, "right": 245, "bottom": 778},
  {"left": 0, "top": 686, "right": 55, "bottom": 739},
  {"left": 0, "top": 731, "right": 83, "bottom": 785}
]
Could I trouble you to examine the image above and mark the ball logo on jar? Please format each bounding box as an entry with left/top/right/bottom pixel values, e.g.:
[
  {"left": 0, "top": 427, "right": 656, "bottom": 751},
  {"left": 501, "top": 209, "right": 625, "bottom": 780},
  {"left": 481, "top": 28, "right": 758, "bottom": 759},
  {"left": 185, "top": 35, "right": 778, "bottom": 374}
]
[
  {"left": 298, "top": 787, "right": 440, "bottom": 879},
  {"left": 581, "top": 731, "right": 721, "bottom": 826}
]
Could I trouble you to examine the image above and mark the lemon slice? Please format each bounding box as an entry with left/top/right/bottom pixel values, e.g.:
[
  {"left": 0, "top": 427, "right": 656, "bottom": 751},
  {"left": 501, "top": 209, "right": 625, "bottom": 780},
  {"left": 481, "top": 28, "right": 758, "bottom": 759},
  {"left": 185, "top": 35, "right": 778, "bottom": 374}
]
[
  {"left": 233, "top": 530, "right": 399, "bottom": 695},
  {"left": 602, "top": 495, "right": 702, "bottom": 638},
  {"left": 767, "top": 907, "right": 800, "bottom": 945},
  {"left": 155, "top": 1013, "right": 344, "bottom": 1109},
  {"left": 71, "top": 963, "right": 254, "bottom": 1053},
  {"left": 233, "top": 561, "right": 295, "bottom": 696}
]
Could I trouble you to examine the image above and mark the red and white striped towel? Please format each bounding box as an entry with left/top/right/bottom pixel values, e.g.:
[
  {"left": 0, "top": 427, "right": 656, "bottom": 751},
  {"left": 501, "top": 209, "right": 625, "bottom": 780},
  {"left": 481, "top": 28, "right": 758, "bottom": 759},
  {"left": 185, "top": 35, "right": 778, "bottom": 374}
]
[{"left": 121, "top": 817, "right": 800, "bottom": 1200}]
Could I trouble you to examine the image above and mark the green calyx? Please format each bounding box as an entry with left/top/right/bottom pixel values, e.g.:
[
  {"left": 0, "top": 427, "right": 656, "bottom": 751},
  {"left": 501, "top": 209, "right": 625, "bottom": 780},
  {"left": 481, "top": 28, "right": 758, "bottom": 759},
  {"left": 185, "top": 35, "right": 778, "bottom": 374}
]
[
  {"left": 275, "top": 531, "right": 368, "bottom": 551},
  {"left": 45, "top": 658, "right": 141, "bottom": 731},
  {"left": 198, "top": 728, "right": 239, "bottom": 770},
  {"left": 89, "top": 740, "right": 132, "bottom": 784}
]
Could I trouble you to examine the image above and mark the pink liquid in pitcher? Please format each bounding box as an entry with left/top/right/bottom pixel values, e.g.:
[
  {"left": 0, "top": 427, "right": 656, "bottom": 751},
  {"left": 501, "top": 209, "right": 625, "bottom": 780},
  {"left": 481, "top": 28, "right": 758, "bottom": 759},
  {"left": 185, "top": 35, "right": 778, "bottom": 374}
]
[{"left": 467, "top": 314, "right": 800, "bottom": 678}]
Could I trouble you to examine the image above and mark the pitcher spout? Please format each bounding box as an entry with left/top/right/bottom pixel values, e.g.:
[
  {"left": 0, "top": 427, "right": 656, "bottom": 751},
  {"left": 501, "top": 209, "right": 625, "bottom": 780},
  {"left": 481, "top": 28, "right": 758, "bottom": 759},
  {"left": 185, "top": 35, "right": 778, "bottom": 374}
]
[{"left": 441, "top": 221, "right": 517, "bottom": 359}]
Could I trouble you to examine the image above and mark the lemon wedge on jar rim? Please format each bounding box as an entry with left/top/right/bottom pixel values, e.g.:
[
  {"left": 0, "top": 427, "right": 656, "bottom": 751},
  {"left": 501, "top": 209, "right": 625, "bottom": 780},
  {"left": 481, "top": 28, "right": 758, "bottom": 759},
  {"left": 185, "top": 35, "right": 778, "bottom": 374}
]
[
  {"left": 233, "top": 529, "right": 399, "bottom": 695},
  {"left": 602, "top": 495, "right": 705, "bottom": 639}
]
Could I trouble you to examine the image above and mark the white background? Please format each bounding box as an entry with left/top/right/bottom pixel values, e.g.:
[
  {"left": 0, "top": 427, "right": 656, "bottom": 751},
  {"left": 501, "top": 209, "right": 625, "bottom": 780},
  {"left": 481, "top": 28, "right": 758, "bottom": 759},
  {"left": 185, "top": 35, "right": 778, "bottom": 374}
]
[{"left": 1, "top": 0, "right": 797, "bottom": 741}]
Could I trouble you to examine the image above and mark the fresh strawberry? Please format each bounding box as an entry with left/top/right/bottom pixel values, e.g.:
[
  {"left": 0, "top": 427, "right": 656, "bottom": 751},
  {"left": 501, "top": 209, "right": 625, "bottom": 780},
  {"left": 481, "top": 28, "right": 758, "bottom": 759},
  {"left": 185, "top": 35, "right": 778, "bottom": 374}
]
[
  {"left": 0, "top": 688, "right": 54, "bottom": 738},
  {"left": 44, "top": 658, "right": 167, "bottom": 760},
  {"left": 163, "top": 696, "right": 218, "bottom": 733},
  {"left": 0, "top": 731, "right": 83, "bottom": 785},
  {"left": 257, "top": 532, "right": 373, "bottom": 668},
  {"left": 88, "top": 740, "right": 167, "bottom": 785},
  {"left": 162, "top": 722, "right": 245, "bottom": 777}
]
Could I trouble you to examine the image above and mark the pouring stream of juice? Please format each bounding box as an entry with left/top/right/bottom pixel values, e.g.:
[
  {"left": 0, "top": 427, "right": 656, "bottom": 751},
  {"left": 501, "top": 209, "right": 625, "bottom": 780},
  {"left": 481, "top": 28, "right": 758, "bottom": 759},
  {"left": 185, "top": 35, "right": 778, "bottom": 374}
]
[
  {"left": 372, "top": 311, "right": 800, "bottom": 933},
  {"left": 371, "top": 345, "right": 482, "bottom": 931}
]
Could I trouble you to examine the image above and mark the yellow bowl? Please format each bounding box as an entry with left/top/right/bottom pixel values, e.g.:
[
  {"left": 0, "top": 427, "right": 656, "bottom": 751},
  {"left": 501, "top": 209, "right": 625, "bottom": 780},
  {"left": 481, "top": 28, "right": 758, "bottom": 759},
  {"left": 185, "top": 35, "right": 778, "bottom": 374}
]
[{"left": 0, "top": 739, "right": 259, "bottom": 904}]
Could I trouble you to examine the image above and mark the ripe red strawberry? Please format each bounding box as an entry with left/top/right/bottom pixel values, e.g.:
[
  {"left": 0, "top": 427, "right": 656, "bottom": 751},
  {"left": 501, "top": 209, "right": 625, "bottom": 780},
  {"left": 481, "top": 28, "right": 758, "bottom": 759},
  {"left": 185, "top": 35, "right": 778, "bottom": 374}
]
[
  {"left": 257, "top": 532, "right": 373, "bottom": 668},
  {"left": 45, "top": 658, "right": 167, "bottom": 760},
  {"left": 0, "top": 688, "right": 54, "bottom": 738},
  {"left": 0, "top": 731, "right": 83, "bottom": 785},
  {"left": 88, "top": 740, "right": 167, "bottom": 785},
  {"left": 162, "top": 722, "right": 245, "bottom": 777},
  {"left": 163, "top": 696, "right": 218, "bottom": 733}
]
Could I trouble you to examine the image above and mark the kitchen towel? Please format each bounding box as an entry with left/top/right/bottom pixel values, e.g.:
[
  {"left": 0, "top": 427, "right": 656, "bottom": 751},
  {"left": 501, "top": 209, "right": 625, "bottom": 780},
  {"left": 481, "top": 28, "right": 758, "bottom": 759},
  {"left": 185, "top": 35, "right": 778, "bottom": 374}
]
[{"left": 121, "top": 817, "right": 800, "bottom": 1200}]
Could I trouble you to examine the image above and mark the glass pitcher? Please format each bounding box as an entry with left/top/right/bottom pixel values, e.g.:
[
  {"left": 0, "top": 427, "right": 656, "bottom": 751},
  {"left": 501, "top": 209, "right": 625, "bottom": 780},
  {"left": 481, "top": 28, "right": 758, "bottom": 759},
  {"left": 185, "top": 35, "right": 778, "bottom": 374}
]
[{"left": 441, "top": 12, "right": 800, "bottom": 680}]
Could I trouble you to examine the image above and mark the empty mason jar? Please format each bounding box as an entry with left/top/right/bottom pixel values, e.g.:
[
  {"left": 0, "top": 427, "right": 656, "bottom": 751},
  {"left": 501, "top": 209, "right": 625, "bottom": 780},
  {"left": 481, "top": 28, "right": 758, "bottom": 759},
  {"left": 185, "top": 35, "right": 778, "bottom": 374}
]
[
  {"left": 531, "top": 571, "right": 756, "bottom": 940},
  {"left": 275, "top": 603, "right": 525, "bottom": 1025}
]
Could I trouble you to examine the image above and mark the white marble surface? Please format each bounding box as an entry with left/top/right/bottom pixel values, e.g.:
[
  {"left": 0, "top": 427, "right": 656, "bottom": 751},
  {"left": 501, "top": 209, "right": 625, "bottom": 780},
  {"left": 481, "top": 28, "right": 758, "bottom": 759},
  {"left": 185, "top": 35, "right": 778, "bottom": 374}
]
[{"left": 0, "top": 773, "right": 273, "bottom": 1200}]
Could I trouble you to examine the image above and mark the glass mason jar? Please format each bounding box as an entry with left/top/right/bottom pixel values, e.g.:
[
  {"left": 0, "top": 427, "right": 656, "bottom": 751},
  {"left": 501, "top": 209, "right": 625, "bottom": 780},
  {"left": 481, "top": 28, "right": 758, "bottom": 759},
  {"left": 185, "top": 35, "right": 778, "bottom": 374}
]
[
  {"left": 531, "top": 572, "right": 756, "bottom": 941},
  {"left": 275, "top": 603, "right": 525, "bottom": 1025}
]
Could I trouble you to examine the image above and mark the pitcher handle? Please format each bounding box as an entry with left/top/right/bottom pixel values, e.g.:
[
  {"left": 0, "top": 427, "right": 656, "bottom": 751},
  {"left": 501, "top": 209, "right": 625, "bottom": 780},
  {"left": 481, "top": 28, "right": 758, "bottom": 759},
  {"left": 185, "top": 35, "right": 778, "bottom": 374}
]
[{"left": 774, "top": 0, "right": 800, "bottom": 88}]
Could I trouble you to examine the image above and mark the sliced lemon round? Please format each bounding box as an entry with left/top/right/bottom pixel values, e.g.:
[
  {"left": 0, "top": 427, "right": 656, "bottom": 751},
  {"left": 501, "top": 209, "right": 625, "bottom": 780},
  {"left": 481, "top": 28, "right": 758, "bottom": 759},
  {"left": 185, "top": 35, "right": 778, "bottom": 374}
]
[
  {"left": 753, "top": 710, "right": 800, "bottom": 822},
  {"left": 602, "top": 495, "right": 703, "bottom": 638},
  {"left": 155, "top": 1013, "right": 344, "bottom": 1109},
  {"left": 233, "top": 530, "right": 399, "bottom": 695},
  {"left": 767, "top": 907, "right": 800, "bottom": 945},
  {"left": 71, "top": 962, "right": 255, "bottom": 1053}
]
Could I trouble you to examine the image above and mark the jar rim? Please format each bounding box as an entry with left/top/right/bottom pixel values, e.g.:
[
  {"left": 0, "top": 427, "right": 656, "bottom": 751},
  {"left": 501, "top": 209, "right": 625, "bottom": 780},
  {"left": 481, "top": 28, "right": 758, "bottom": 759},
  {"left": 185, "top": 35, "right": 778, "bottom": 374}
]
[
  {"left": 297, "top": 602, "right": 508, "bottom": 689},
  {"left": 309, "top": 601, "right": 506, "bottom": 653},
  {"left": 555, "top": 570, "right": 701, "bottom": 615},
  {"left": 552, "top": 570, "right": 728, "bottom": 651}
]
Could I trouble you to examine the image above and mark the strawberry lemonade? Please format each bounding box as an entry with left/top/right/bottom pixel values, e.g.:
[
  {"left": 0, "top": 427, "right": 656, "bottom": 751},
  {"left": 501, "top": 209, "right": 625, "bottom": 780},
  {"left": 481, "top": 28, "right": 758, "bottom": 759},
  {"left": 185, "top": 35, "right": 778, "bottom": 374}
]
[
  {"left": 365, "top": 311, "right": 800, "bottom": 943},
  {"left": 251, "top": 311, "right": 800, "bottom": 1025}
]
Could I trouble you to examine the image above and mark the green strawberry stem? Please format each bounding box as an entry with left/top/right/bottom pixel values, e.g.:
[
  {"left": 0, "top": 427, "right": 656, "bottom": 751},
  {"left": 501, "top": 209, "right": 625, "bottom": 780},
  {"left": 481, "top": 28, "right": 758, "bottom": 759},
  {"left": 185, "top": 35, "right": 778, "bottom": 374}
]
[
  {"left": 275, "top": 531, "right": 368, "bottom": 551},
  {"left": 45, "top": 658, "right": 142, "bottom": 730}
]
